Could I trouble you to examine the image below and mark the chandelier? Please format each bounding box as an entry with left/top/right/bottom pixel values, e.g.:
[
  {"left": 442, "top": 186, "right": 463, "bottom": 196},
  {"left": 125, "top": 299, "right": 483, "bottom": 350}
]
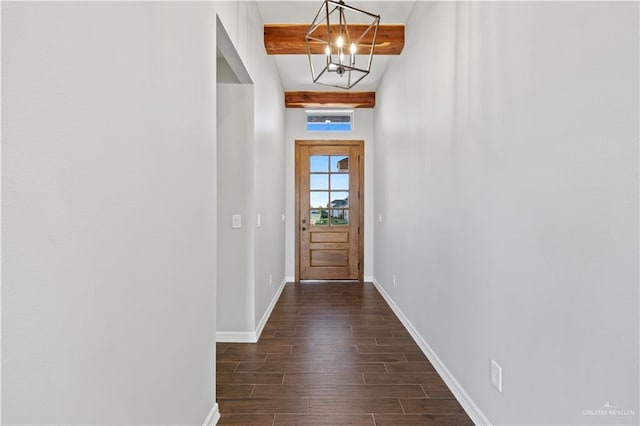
[{"left": 305, "top": 0, "right": 380, "bottom": 90}]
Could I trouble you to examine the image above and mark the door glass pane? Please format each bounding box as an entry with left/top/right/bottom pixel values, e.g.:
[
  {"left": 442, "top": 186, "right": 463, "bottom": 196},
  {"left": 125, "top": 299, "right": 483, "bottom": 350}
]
[
  {"left": 330, "top": 192, "right": 349, "bottom": 208},
  {"left": 310, "top": 156, "right": 329, "bottom": 172},
  {"left": 330, "top": 210, "right": 349, "bottom": 226},
  {"left": 331, "top": 174, "right": 349, "bottom": 190},
  {"left": 310, "top": 209, "right": 329, "bottom": 226},
  {"left": 310, "top": 174, "right": 329, "bottom": 190},
  {"left": 310, "top": 191, "right": 329, "bottom": 209},
  {"left": 330, "top": 156, "right": 349, "bottom": 173}
]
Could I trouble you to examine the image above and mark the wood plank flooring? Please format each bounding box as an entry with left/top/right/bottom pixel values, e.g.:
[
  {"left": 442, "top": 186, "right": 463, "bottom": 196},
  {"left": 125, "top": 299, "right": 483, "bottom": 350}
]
[{"left": 217, "top": 282, "right": 474, "bottom": 425}]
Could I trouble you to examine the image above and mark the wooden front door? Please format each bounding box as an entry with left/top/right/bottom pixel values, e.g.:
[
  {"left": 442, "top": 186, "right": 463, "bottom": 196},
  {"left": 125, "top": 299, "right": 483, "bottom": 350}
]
[{"left": 295, "top": 140, "right": 364, "bottom": 281}]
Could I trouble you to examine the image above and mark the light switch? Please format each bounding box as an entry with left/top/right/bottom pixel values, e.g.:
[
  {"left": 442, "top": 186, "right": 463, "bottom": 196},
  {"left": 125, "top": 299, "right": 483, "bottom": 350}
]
[
  {"left": 257, "top": 214, "right": 261, "bottom": 227},
  {"left": 232, "top": 214, "right": 242, "bottom": 229},
  {"left": 491, "top": 360, "right": 503, "bottom": 392}
]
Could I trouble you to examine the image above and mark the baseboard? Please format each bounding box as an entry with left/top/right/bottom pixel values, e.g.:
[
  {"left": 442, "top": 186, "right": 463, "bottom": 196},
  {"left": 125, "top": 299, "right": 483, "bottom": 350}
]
[
  {"left": 203, "top": 402, "right": 220, "bottom": 425},
  {"left": 216, "top": 331, "right": 256, "bottom": 343},
  {"left": 364, "top": 275, "right": 374, "bottom": 282},
  {"left": 255, "top": 278, "right": 287, "bottom": 340},
  {"left": 285, "top": 276, "right": 295, "bottom": 283},
  {"left": 216, "top": 279, "right": 288, "bottom": 343},
  {"left": 371, "top": 278, "right": 491, "bottom": 426}
]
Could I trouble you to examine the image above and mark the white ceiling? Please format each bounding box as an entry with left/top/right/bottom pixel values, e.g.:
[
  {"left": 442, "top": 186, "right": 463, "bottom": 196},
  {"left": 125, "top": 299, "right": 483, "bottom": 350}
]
[{"left": 256, "top": 0, "right": 416, "bottom": 91}]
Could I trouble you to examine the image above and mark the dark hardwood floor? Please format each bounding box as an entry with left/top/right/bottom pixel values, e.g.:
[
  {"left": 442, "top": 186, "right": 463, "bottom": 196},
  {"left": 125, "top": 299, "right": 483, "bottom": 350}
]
[{"left": 216, "top": 282, "right": 474, "bottom": 425}]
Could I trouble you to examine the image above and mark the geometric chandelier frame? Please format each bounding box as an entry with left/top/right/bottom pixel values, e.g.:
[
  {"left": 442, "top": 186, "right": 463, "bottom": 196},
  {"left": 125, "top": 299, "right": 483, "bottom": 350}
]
[{"left": 305, "top": 0, "right": 380, "bottom": 90}]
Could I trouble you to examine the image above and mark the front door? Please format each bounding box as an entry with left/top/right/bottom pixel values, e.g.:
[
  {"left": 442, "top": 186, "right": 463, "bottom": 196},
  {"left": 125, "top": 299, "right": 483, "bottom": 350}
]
[{"left": 295, "top": 140, "right": 364, "bottom": 281}]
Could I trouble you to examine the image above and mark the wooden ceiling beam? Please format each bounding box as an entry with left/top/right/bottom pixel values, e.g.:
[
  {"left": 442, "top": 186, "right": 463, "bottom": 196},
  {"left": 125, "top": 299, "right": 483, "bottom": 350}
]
[
  {"left": 265, "top": 24, "right": 404, "bottom": 55},
  {"left": 285, "top": 91, "right": 375, "bottom": 109}
]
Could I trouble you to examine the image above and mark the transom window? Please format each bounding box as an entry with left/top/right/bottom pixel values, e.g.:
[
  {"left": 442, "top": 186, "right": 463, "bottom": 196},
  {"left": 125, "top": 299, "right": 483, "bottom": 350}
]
[{"left": 306, "top": 110, "right": 353, "bottom": 132}]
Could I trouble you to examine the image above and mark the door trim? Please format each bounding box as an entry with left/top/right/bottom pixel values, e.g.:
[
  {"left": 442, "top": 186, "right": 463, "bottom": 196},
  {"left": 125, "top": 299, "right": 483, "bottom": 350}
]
[{"left": 295, "top": 140, "right": 364, "bottom": 282}]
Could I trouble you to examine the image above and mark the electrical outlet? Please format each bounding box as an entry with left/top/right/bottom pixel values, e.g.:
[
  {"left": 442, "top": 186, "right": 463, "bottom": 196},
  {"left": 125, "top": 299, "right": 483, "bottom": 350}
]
[
  {"left": 269, "top": 274, "right": 273, "bottom": 286},
  {"left": 281, "top": 213, "right": 285, "bottom": 222},
  {"left": 491, "top": 360, "right": 503, "bottom": 392},
  {"left": 378, "top": 213, "right": 383, "bottom": 223},
  {"left": 392, "top": 274, "right": 397, "bottom": 287},
  {"left": 257, "top": 214, "right": 261, "bottom": 227},
  {"left": 232, "top": 214, "right": 242, "bottom": 228}
]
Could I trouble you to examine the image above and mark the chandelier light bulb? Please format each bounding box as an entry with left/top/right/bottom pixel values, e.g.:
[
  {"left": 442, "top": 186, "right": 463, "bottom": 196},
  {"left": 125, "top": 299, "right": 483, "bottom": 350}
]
[
  {"left": 325, "top": 45, "right": 331, "bottom": 56},
  {"left": 350, "top": 43, "right": 357, "bottom": 54},
  {"left": 336, "top": 36, "right": 344, "bottom": 48}
]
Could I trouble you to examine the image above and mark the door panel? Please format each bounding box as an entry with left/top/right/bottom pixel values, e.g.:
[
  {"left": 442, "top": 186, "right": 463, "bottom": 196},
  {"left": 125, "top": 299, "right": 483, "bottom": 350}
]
[{"left": 295, "top": 140, "right": 364, "bottom": 281}]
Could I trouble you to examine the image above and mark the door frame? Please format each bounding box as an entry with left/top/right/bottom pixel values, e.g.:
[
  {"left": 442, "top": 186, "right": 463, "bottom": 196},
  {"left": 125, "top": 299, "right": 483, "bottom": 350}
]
[{"left": 295, "top": 140, "right": 364, "bottom": 282}]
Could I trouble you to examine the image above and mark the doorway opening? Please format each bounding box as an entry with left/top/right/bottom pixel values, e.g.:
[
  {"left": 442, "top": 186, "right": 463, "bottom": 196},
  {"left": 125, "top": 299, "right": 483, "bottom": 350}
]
[{"left": 215, "top": 16, "right": 255, "bottom": 339}]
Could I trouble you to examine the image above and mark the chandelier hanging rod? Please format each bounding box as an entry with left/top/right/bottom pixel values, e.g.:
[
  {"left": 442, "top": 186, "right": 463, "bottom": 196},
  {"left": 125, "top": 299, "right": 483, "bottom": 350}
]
[
  {"left": 324, "top": 0, "right": 380, "bottom": 19},
  {"left": 307, "top": 0, "right": 380, "bottom": 40}
]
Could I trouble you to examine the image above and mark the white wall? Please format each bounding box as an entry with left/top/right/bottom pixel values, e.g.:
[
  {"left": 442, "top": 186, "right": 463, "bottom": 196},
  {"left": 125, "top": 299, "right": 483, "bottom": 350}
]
[
  {"left": 215, "top": 2, "right": 286, "bottom": 337},
  {"left": 285, "top": 109, "right": 375, "bottom": 280},
  {"left": 2, "top": 2, "right": 217, "bottom": 424},
  {"left": 250, "top": 10, "right": 287, "bottom": 331},
  {"left": 374, "top": 2, "right": 638, "bottom": 425}
]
